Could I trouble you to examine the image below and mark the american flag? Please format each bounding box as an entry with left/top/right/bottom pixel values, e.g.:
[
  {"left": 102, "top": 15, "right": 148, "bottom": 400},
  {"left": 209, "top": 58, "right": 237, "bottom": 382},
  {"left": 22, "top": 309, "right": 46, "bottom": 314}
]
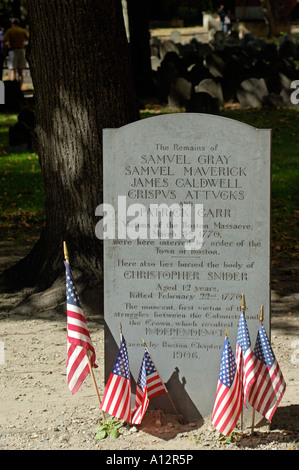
[
  {"left": 212, "top": 336, "right": 242, "bottom": 437},
  {"left": 131, "top": 347, "right": 166, "bottom": 425},
  {"left": 236, "top": 311, "right": 257, "bottom": 405},
  {"left": 65, "top": 261, "right": 97, "bottom": 394},
  {"left": 248, "top": 323, "right": 286, "bottom": 422},
  {"left": 100, "top": 334, "right": 131, "bottom": 422}
]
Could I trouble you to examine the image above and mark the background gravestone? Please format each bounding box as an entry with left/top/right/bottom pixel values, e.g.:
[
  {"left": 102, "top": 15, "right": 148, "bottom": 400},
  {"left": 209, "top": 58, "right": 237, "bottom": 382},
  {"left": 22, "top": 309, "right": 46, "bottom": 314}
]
[{"left": 102, "top": 113, "right": 271, "bottom": 421}]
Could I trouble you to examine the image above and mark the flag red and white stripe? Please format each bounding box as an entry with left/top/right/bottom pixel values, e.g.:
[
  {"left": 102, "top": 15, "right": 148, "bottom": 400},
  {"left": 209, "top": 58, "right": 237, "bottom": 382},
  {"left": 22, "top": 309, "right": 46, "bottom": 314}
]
[
  {"left": 248, "top": 323, "right": 286, "bottom": 422},
  {"left": 100, "top": 334, "right": 131, "bottom": 422},
  {"left": 212, "top": 335, "right": 242, "bottom": 437},
  {"left": 236, "top": 311, "right": 257, "bottom": 405},
  {"left": 65, "top": 261, "right": 97, "bottom": 394},
  {"left": 131, "top": 347, "right": 166, "bottom": 425}
]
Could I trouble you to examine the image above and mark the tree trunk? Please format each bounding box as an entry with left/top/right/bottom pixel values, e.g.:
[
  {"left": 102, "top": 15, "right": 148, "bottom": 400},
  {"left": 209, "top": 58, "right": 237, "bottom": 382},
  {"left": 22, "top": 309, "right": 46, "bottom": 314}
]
[
  {"left": 0, "top": 0, "right": 139, "bottom": 294},
  {"left": 260, "top": 0, "right": 276, "bottom": 37},
  {"left": 127, "top": 0, "right": 156, "bottom": 100}
]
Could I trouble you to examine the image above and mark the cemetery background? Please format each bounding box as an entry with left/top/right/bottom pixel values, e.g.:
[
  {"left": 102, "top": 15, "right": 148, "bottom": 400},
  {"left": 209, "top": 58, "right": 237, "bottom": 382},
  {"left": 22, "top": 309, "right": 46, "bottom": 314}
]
[{"left": 0, "top": 12, "right": 299, "bottom": 451}]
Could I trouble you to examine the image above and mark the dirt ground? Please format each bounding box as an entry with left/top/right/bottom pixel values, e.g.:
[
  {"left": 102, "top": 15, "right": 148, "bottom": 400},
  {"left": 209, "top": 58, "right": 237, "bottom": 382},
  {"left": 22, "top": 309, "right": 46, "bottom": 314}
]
[{"left": 0, "top": 238, "right": 298, "bottom": 452}]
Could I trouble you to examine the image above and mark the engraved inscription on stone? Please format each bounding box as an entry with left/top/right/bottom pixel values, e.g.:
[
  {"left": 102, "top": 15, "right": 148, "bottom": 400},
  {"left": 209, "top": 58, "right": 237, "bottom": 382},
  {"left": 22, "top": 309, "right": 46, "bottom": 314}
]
[{"left": 102, "top": 113, "right": 271, "bottom": 420}]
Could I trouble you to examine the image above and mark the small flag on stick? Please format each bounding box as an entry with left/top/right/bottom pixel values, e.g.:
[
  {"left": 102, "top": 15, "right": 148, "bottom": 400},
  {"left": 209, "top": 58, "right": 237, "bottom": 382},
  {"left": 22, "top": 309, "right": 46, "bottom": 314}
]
[
  {"left": 212, "top": 330, "right": 242, "bottom": 437},
  {"left": 248, "top": 305, "right": 286, "bottom": 423},
  {"left": 236, "top": 295, "right": 257, "bottom": 406},
  {"left": 101, "top": 329, "right": 131, "bottom": 422},
  {"left": 131, "top": 342, "right": 167, "bottom": 425},
  {"left": 64, "top": 243, "right": 97, "bottom": 395}
]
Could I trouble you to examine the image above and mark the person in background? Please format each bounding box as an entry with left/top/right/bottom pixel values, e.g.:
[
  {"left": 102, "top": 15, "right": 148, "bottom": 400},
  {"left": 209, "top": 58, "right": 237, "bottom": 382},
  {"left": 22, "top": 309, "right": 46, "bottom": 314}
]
[
  {"left": 217, "top": 4, "right": 226, "bottom": 32},
  {"left": 224, "top": 10, "right": 234, "bottom": 34},
  {"left": 2, "top": 18, "right": 29, "bottom": 88}
]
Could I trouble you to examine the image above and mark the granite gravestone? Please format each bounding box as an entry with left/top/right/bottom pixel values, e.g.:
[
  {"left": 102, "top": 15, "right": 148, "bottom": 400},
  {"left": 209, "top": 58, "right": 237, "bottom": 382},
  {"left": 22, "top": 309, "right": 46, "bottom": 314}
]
[{"left": 100, "top": 113, "right": 271, "bottom": 421}]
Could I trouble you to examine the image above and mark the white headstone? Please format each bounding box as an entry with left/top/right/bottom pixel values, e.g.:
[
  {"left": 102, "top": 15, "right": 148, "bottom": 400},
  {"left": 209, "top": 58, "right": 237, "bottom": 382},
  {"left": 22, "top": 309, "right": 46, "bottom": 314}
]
[
  {"left": 237, "top": 78, "right": 269, "bottom": 108},
  {"left": 101, "top": 113, "right": 271, "bottom": 421}
]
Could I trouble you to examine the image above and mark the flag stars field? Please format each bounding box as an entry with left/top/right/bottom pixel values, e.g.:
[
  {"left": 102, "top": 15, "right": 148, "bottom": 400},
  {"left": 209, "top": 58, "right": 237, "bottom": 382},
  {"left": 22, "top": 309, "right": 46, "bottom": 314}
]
[
  {"left": 255, "top": 330, "right": 275, "bottom": 367},
  {"left": 219, "top": 344, "right": 236, "bottom": 388}
]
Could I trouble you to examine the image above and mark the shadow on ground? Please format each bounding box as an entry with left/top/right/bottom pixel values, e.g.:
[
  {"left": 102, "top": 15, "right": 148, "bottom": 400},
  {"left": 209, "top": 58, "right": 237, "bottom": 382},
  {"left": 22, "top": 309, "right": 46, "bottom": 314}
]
[
  {"left": 133, "top": 409, "right": 203, "bottom": 441},
  {"left": 236, "top": 405, "right": 299, "bottom": 449}
]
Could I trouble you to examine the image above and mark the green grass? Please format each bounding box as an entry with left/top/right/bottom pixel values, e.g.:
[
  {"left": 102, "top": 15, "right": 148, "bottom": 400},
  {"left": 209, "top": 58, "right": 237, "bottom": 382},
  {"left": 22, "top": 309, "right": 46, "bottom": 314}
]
[
  {"left": 0, "top": 114, "right": 45, "bottom": 242},
  {"left": 0, "top": 108, "right": 298, "bottom": 261}
]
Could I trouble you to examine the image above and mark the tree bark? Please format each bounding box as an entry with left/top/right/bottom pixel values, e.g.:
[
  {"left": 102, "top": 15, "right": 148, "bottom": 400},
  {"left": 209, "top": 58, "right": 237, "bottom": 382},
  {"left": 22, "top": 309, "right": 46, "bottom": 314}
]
[
  {"left": 0, "top": 0, "right": 139, "bottom": 293},
  {"left": 127, "top": 0, "right": 156, "bottom": 100},
  {"left": 260, "top": 0, "right": 276, "bottom": 37}
]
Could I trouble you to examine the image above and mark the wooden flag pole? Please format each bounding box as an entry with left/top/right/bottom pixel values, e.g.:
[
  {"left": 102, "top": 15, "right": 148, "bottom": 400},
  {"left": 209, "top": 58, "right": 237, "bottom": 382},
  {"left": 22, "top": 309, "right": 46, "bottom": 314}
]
[
  {"left": 241, "top": 293, "right": 246, "bottom": 312},
  {"left": 240, "top": 293, "right": 246, "bottom": 433},
  {"left": 142, "top": 337, "right": 183, "bottom": 423},
  {"left": 63, "top": 241, "right": 106, "bottom": 422},
  {"left": 84, "top": 348, "right": 106, "bottom": 422},
  {"left": 251, "top": 305, "right": 263, "bottom": 435},
  {"left": 63, "top": 241, "right": 69, "bottom": 264},
  {"left": 250, "top": 403, "right": 255, "bottom": 436}
]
